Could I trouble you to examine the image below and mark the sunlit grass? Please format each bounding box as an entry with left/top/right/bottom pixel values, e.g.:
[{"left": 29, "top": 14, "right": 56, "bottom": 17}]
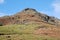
[{"left": 0, "top": 23, "right": 60, "bottom": 40}]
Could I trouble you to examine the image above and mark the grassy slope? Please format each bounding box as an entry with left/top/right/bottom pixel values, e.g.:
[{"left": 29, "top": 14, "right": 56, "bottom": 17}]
[{"left": 0, "top": 23, "right": 60, "bottom": 40}]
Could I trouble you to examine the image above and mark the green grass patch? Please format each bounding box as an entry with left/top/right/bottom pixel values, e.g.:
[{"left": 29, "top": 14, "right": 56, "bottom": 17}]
[
  {"left": 0, "top": 24, "right": 60, "bottom": 40},
  {"left": 0, "top": 24, "right": 40, "bottom": 34}
]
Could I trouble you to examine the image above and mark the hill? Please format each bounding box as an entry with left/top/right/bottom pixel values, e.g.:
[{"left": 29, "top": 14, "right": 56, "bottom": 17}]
[
  {"left": 0, "top": 8, "right": 60, "bottom": 40},
  {"left": 0, "top": 8, "right": 60, "bottom": 26}
]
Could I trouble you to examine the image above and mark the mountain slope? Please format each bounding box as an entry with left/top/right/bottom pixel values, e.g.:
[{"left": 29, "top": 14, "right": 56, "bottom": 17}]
[
  {"left": 0, "top": 8, "right": 60, "bottom": 40},
  {"left": 0, "top": 8, "right": 60, "bottom": 26}
]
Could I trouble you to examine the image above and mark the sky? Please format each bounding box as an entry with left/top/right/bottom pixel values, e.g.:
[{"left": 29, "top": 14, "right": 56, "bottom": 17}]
[{"left": 0, "top": 0, "right": 60, "bottom": 19}]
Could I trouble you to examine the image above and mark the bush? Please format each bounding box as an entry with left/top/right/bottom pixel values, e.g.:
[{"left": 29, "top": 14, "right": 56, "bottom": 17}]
[{"left": 0, "top": 22, "right": 3, "bottom": 26}]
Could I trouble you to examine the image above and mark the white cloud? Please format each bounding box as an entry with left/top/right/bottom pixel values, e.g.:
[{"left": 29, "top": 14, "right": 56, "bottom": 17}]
[
  {"left": 0, "top": 0, "right": 4, "bottom": 4},
  {"left": 52, "top": 0, "right": 60, "bottom": 14},
  {"left": 0, "top": 13, "right": 7, "bottom": 17}
]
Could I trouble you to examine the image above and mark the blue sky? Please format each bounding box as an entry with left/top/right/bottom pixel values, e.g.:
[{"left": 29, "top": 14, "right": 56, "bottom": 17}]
[{"left": 0, "top": 0, "right": 60, "bottom": 19}]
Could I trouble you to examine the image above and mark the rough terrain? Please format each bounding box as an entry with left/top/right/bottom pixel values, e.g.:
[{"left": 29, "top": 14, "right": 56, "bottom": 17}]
[{"left": 0, "top": 8, "right": 60, "bottom": 40}]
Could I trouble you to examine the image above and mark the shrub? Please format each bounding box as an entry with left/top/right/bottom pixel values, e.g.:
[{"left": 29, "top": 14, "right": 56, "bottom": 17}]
[
  {"left": 7, "top": 36, "right": 11, "bottom": 38},
  {"left": 0, "top": 22, "right": 3, "bottom": 26}
]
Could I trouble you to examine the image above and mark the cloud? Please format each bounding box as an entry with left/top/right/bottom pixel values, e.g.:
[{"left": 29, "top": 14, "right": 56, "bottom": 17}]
[
  {"left": 0, "top": 0, "right": 4, "bottom": 4},
  {"left": 52, "top": 0, "right": 60, "bottom": 14},
  {"left": 0, "top": 13, "right": 8, "bottom": 17}
]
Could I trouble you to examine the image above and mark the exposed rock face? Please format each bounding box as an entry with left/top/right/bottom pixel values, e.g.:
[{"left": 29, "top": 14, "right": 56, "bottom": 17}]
[{"left": 0, "top": 8, "right": 60, "bottom": 26}]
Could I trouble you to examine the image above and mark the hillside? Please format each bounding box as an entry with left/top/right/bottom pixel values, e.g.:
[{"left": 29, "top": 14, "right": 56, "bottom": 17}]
[
  {"left": 0, "top": 8, "right": 60, "bottom": 40},
  {"left": 0, "top": 8, "right": 60, "bottom": 26}
]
